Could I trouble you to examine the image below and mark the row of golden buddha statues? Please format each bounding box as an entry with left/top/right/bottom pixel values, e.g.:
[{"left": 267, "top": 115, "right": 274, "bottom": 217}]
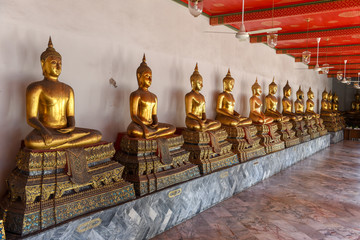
[{"left": 0, "top": 38, "right": 344, "bottom": 237}]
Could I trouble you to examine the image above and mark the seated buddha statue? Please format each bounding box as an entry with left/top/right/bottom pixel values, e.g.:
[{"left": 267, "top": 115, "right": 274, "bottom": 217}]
[
  {"left": 24, "top": 38, "right": 102, "bottom": 149},
  {"left": 333, "top": 92, "right": 339, "bottom": 111},
  {"left": 282, "top": 81, "right": 302, "bottom": 121},
  {"left": 305, "top": 87, "right": 320, "bottom": 118},
  {"left": 320, "top": 89, "right": 335, "bottom": 117},
  {"left": 327, "top": 90, "right": 334, "bottom": 112},
  {"left": 185, "top": 63, "right": 221, "bottom": 131},
  {"left": 215, "top": 69, "right": 252, "bottom": 126},
  {"left": 127, "top": 55, "right": 176, "bottom": 138},
  {"left": 351, "top": 92, "right": 360, "bottom": 111},
  {"left": 264, "top": 78, "right": 289, "bottom": 122},
  {"left": 294, "top": 86, "right": 310, "bottom": 119},
  {"left": 249, "top": 79, "right": 273, "bottom": 124}
]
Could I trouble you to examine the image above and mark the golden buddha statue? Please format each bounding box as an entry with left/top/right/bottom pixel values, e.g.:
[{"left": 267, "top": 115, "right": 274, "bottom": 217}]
[
  {"left": 327, "top": 90, "right": 333, "bottom": 111},
  {"left": 216, "top": 69, "right": 252, "bottom": 126},
  {"left": 24, "top": 38, "right": 102, "bottom": 149},
  {"left": 351, "top": 92, "right": 360, "bottom": 111},
  {"left": 282, "top": 81, "right": 302, "bottom": 121},
  {"left": 305, "top": 87, "right": 320, "bottom": 118},
  {"left": 333, "top": 92, "right": 339, "bottom": 111},
  {"left": 127, "top": 55, "right": 176, "bottom": 139},
  {"left": 264, "top": 77, "right": 289, "bottom": 122},
  {"left": 185, "top": 63, "right": 221, "bottom": 131},
  {"left": 320, "top": 89, "right": 334, "bottom": 116},
  {"left": 249, "top": 79, "right": 273, "bottom": 124},
  {"left": 294, "top": 86, "right": 310, "bottom": 119}
]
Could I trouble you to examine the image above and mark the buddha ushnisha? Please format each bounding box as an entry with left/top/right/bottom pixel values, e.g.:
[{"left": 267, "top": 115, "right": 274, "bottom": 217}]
[
  {"left": 216, "top": 69, "right": 252, "bottom": 126},
  {"left": 25, "top": 37, "right": 101, "bottom": 149},
  {"left": 185, "top": 63, "right": 221, "bottom": 131},
  {"left": 127, "top": 54, "right": 176, "bottom": 139},
  {"left": 264, "top": 77, "right": 289, "bottom": 122}
]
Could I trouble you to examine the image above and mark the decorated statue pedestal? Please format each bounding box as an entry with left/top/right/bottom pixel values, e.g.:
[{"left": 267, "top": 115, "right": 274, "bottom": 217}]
[
  {"left": 222, "top": 125, "right": 265, "bottom": 163},
  {"left": 114, "top": 134, "right": 200, "bottom": 196},
  {"left": 254, "top": 123, "right": 285, "bottom": 154},
  {"left": 0, "top": 142, "right": 135, "bottom": 236},
  {"left": 276, "top": 121, "right": 300, "bottom": 148},
  {"left": 290, "top": 119, "right": 310, "bottom": 143},
  {"left": 320, "top": 115, "right": 342, "bottom": 132},
  {"left": 305, "top": 118, "right": 320, "bottom": 139},
  {"left": 181, "top": 128, "right": 238, "bottom": 174},
  {"left": 316, "top": 118, "right": 328, "bottom": 136}
]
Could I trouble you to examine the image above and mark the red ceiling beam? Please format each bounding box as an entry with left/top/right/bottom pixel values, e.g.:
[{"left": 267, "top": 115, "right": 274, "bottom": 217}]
[
  {"left": 328, "top": 73, "right": 359, "bottom": 77},
  {"left": 250, "top": 27, "right": 360, "bottom": 43},
  {"left": 276, "top": 45, "right": 360, "bottom": 54},
  {"left": 210, "top": 0, "right": 359, "bottom": 26},
  {"left": 294, "top": 54, "right": 360, "bottom": 62}
]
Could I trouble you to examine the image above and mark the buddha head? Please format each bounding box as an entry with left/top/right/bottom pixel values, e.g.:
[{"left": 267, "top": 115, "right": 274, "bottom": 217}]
[
  {"left": 40, "top": 37, "right": 62, "bottom": 80},
  {"left": 283, "top": 80, "right": 291, "bottom": 98},
  {"left": 322, "top": 89, "right": 328, "bottom": 100},
  {"left": 136, "top": 54, "right": 152, "bottom": 89},
  {"left": 355, "top": 92, "right": 360, "bottom": 102},
  {"left": 327, "top": 90, "right": 333, "bottom": 102},
  {"left": 269, "top": 77, "right": 277, "bottom": 95},
  {"left": 307, "top": 87, "right": 314, "bottom": 100},
  {"left": 223, "top": 69, "right": 234, "bottom": 92},
  {"left": 251, "top": 78, "right": 261, "bottom": 96},
  {"left": 296, "top": 86, "right": 304, "bottom": 101},
  {"left": 190, "top": 63, "right": 203, "bottom": 92},
  {"left": 333, "top": 93, "right": 338, "bottom": 103}
]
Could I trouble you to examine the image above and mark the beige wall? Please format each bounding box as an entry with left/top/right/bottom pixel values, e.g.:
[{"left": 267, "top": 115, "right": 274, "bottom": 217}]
[{"left": 0, "top": 0, "right": 331, "bottom": 197}]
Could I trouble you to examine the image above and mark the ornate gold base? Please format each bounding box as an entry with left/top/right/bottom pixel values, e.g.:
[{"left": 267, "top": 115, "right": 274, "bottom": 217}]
[
  {"left": 222, "top": 125, "right": 265, "bottom": 162},
  {"left": 182, "top": 128, "right": 239, "bottom": 174},
  {"left": 1, "top": 142, "right": 135, "bottom": 236},
  {"left": 276, "top": 121, "right": 300, "bottom": 148},
  {"left": 305, "top": 119, "right": 320, "bottom": 139},
  {"left": 114, "top": 134, "right": 200, "bottom": 196},
  {"left": 321, "top": 115, "right": 342, "bottom": 132},
  {"left": 254, "top": 123, "right": 285, "bottom": 154},
  {"left": 1, "top": 180, "right": 134, "bottom": 236},
  {"left": 291, "top": 120, "right": 311, "bottom": 143}
]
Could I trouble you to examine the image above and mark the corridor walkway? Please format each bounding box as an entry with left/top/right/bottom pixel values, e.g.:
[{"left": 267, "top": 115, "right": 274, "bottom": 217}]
[{"left": 152, "top": 140, "right": 360, "bottom": 240}]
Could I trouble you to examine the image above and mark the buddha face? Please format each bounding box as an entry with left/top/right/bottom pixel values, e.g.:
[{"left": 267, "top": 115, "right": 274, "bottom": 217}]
[
  {"left": 269, "top": 85, "right": 277, "bottom": 95},
  {"left": 307, "top": 91, "right": 314, "bottom": 100},
  {"left": 191, "top": 77, "right": 203, "bottom": 92},
  {"left": 284, "top": 88, "right": 291, "bottom": 98},
  {"left": 138, "top": 70, "right": 152, "bottom": 89},
  {"left": 355, "top": 94, "right": 360, "bottom": 101},
  {"left": 41, "top": 56, "right": 62, "bottom": 80},
  {"left": 322, "top": 92, "right": 328, "bottom": 100},
  {"left": 224, "top": 79, "right": 234, "bottom": 92},
  {"left": 252, "top": 85, "right": 262, "bottom": 96}
]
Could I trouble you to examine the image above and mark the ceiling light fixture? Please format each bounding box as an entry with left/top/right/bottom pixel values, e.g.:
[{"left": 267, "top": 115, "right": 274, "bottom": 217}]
[
  {"left": 322, "top": 38, "right": 330, "bottom": 74},
  {"left": 267, "top": 0, "right": 278, "bottom": 48},
  {"left": 314, "top": 38, "right": 322, "bottom": 72},
  {"left": 340, "top": 60, "right": 348, "bottom": 83},
  {"left": 188, "top": 0, "right": 203, "bottom": 17},
  {"left": 302, "top": 19, "right": 311, "bottom": 65}
]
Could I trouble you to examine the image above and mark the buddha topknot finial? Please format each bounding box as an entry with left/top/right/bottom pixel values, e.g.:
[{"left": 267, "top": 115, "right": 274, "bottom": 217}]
[
  {"left": 284, "top": 80, "right": 291, "bottom": 91},
  {"left": 136, "top": 53, "right": 151, "bottom": 77},
  {"left": 40, "top": 36, "right": 61, "bottom": 61},
  {"left": 190, "top": 63, "right": 202, "bottom": 83},
  {"left": 269, "top": 77, "right": 277, "bottom": 88},
  {"left": 223, "top": 68, "right": 233, "bottom": 82},
  {"left": 252, "top": 78, "right": 261, "bottom": 92}
]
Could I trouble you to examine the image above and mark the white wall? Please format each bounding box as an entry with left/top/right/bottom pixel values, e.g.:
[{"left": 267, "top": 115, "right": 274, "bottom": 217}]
[{"left": 0, "top": 0, "right": 331, "bottom": 196}]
